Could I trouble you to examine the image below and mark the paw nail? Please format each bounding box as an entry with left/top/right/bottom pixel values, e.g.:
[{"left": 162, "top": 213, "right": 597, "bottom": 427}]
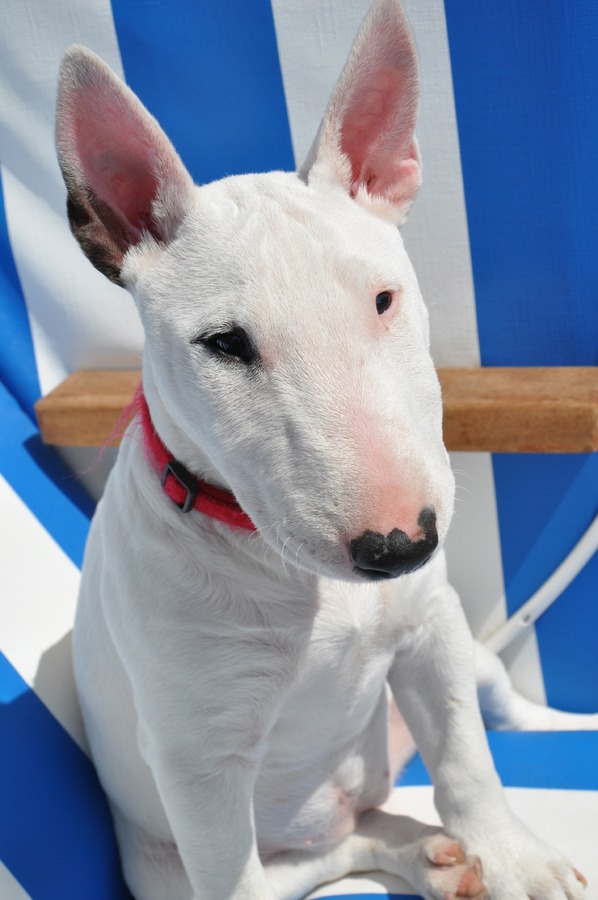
[
  {"left": 456, "top": 868, "right": 486, "bottom": 897},
  {"left": 471, "top": 856, "right": 483, "bottom": 878},
  {"left": 434, "top": 842, "right": 466, "bottom": 866},
  {"left": 574, "top": 868, "right": 588, "bottom": 887}
]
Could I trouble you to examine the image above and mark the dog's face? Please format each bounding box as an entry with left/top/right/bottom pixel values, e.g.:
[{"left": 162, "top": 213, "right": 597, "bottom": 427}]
[
  {"left": 56, "top": 0, "right": 455, "bottom": 581},
  {"left": 127, "top": 172, "right": 454, "bottom": 579}
]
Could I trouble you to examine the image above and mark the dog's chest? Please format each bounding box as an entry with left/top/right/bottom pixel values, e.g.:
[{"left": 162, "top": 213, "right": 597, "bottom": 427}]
[
  {"left": 287, "top": 585, "right": 397, "bottom": 732},
  {"left": 253, "top": 586, "right": 399, "bottom": 855},
  {"left": 300, "top": 592, "right": 395, "bottom": 700}
]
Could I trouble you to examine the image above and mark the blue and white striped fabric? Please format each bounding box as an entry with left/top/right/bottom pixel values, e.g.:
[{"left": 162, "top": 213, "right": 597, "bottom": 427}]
[{"left": 1, "top": 1, "right": 597, "bottom": 897}]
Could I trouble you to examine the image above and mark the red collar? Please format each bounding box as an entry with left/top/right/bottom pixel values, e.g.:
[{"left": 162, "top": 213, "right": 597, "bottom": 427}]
[{"left": 137, "top": 389, "right": 256, "bottom": 531}]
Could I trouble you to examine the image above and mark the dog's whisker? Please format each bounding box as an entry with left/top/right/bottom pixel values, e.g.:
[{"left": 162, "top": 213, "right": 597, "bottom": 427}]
[
  {"left": 280, "top": 534, "right": 293, "bottom": 578},
  {"left": 453, "top": 486, "right": 473, "bottom": 501},
  {"left": 451, "top": 467, "right": 476, "bottom": 484},
  {"left": 247, "top": 520, "right": 309, "bottom": 582}
]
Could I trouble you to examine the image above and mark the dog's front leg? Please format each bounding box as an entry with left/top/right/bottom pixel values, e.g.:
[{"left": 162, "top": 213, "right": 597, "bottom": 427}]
[
  {"left": 116, "top": 638, "right": 285, "bottom": 900},
  {"left": 386, "top": 581, "right": 586, "bottom": 899},
  {"left": 144, "top": 751, "right": 276, "bottom": 900}
]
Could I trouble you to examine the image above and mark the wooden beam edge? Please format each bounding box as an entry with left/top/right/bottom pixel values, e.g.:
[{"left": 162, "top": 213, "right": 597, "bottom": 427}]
[{"left": 34, "top": 367, "right": 598, "bottom": 453}]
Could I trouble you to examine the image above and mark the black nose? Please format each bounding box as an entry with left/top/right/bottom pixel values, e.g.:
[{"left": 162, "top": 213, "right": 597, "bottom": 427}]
[{"left": 350, "top": 508, "right": 438, "bottom": 580}]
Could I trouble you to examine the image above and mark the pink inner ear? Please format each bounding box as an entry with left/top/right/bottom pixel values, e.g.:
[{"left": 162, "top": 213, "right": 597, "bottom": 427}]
[
  {"left": 342, "top": 71, "right": 399, "bottom": 184},
  {"left": 334, "top": 1, "right": 421, "bottom": 213},
  {"left": 342, "top": 64, "right": 419, "bottom": 205},
  {"left": 73, "top": 83, "right": 161, "bottom": 242},
  {"left": 356, "top": 142, "right": 421, "bottom": 209}
]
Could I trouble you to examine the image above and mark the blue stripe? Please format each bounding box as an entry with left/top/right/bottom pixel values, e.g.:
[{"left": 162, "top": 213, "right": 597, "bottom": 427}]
[
  {"left": 399, "top": 732, "right": 598, "bottom": 790},
  {"left": 492, "top": 453, "right": 598, "bottom": 713},
  {"left": 0, "top": 652, "right": 132, "bottom": 899},
  {"left": 444, "top": 0, "right": 598, "bottom": 368},
  {"left": 0, "top": 379, "right": 93, "bottom": 568},
  {"left": 444, "top": 0, "right": 598, "bottom": 711},
  {"left": 110, "top": 0, "right": 295, "bottom": 185},
  {"left": 0, "top": 168, "right": 40, "bottom": 421}
]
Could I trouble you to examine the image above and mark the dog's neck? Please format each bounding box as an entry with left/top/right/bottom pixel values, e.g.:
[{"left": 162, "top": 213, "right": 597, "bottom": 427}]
[{"left": 138, "top": 382, "right": 255, "bottom": 532}]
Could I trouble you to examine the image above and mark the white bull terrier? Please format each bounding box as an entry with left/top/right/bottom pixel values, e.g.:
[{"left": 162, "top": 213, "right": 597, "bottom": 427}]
[{"left": 56, "top": 1, "right": 594, "bottom": 897}]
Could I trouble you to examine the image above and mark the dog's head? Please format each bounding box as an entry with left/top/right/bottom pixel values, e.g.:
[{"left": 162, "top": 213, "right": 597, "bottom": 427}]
[{"left": 56, "top": 0, "right": 455, "bottom": 582}]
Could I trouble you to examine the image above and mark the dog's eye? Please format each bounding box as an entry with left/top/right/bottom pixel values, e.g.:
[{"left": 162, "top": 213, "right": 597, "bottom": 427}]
[
  {"left": 375, "top": 291, "right": 393, "bottom": 315},
  {"left": 200, "top": 327, "right": 256, "bottom": 364}
]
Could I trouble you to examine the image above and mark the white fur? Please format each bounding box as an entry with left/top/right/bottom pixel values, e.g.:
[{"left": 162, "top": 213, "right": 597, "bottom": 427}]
[{"left": 56, "top": 2, "right": 593, "bottom": 898}]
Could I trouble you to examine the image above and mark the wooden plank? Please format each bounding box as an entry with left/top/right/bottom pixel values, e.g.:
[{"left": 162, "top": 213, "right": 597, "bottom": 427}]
[
  {"left": 439, "top": 367, "right": 598, "bottom": 453},
  {"left": 35, "top": 370, "right": 141, "bottom": 448},
  {"left": 35, "top": 367, "right": 598, "bottom": 453}
]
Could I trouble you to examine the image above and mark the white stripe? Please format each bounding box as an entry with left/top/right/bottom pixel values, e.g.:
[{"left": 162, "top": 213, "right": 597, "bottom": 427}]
[
  {"left": 394, "top": 2, "right": 524, "bottom": 690},
  {"left": 0, "top": 864, "right": 30, "bottom": 900},
  {"left": 0, "top": 0, "right": 144, "bottom": 398},
  {"left": 401, "top": 0, "right": 545, "bottom": 697},
  {"left": 446, "top": 452, "right": 507, "bottom": 632},
  {"left": 400, "top": 0, "right": 480, "bottom": 368},
  {"left": 448, "top": 452, "right": 547, "bottom": 703},
  {"left": 0, "top": 476, "right": 86, "bottom": 749},
  {"left": 271, "top": 0, "right": 372, "bottom": 169}
]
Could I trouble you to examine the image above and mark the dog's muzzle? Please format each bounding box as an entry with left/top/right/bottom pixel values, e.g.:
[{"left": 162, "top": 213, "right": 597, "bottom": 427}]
[{"left": 350, "top": 507, "right": 438, "bottom": 580}]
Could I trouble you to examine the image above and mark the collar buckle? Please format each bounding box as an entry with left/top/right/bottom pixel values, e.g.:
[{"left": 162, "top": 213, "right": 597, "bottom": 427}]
[{"left": 161, "top": 460, "right": 199, "bottom": 513}]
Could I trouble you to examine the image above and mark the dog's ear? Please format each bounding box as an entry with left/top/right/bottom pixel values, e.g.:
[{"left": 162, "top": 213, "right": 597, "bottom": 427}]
[
  {"left": 299, "top": 0, "right": 421, "bottom": 226},
  {"left": 56, "top": 47, "right": 194, "bottom": 284}
]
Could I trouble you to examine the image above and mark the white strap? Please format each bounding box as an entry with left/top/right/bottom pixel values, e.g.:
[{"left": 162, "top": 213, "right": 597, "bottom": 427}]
[{"left": 484, "top": 513, "right": 598, "bottom": 654}]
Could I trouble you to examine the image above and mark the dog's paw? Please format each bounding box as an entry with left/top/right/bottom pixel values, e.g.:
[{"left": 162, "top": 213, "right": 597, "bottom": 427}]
[
  {"left": 417, "top": 834, "right": 487, "bottom": 899},
  {"left": 469, "top": 829, "right": 587, "bottom": 900}
]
